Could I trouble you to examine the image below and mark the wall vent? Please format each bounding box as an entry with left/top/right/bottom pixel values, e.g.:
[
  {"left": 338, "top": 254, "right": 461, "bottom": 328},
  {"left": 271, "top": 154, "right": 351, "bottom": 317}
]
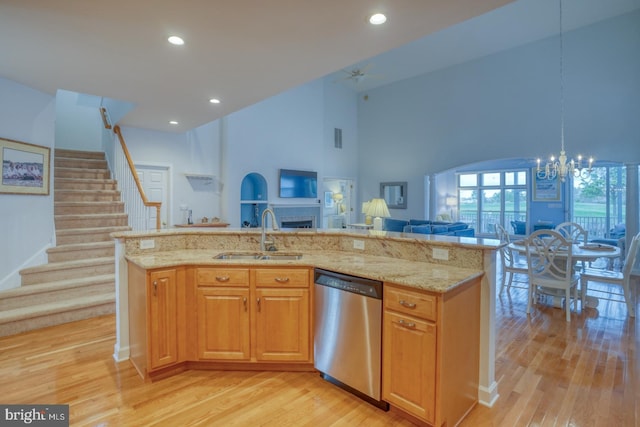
[{"left": 334, "top": 128, "right": 342, "bottom": 149}]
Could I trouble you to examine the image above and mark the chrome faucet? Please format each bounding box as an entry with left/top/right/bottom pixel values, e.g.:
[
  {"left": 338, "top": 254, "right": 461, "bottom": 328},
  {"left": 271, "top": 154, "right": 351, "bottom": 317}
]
[{"left": 260, "top": 208, "right": 279, "bottom": 251}]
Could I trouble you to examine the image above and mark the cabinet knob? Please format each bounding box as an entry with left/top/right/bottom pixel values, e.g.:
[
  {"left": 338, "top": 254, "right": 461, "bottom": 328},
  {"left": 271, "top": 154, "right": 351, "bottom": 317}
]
[
  {"left": 257, "top": 297, "right": 261, "bottom": 312},
  {"left": 398, "top": 319, "right": 416, "bottom": 329},
  {"left": 243, "top": 297, "right": 247, "bottom": 312},
  {"left": 399, "top": 299, "right": 416, "bottom": 309},
  {"left": 153, "top": 281, "right": 157, "bottom": 296},
  {"left": 215, "top": 276, "right": 230, "bottom": 282},
  {"left": 274, "top": 277, "right": 290, "bottom": 283}
]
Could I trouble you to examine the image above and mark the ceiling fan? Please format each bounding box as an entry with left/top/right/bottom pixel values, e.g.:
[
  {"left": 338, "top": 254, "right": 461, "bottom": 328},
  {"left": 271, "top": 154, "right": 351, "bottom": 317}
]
[{"left": 334, "top": 64, "right": 382, "bottom": 84}]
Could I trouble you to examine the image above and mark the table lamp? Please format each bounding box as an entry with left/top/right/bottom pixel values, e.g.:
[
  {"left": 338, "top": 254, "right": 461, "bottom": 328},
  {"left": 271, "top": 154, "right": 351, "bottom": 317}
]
[{"left": 366, "top": 198, "right": 390, "bottom": 231}]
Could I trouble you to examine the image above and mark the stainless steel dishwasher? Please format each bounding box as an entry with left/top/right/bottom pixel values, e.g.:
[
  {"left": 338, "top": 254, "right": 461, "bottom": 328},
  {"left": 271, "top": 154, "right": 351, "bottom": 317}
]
[{"left": 314, "top": 268, "right": 388, "bottom": 410}]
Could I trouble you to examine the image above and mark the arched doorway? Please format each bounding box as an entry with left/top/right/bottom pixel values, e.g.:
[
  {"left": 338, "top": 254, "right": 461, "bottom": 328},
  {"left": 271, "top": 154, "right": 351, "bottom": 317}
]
[{"left": 240, "top": 173, "right": 268, "bottom": 227}]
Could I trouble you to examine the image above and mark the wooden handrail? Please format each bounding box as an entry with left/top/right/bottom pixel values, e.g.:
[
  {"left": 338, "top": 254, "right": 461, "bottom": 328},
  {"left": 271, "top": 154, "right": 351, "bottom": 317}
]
[
  {"left": 100, "top": 107, "right": 112, "bottom": 130},
  {"left": 114, "top": 125, "right": 162, "bottom": 230}
]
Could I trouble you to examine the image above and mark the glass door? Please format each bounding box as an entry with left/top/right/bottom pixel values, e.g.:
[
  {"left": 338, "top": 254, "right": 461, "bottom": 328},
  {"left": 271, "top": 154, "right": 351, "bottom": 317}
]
[{"left": 571, "top": 165, "right": 626, "bottom": 239}]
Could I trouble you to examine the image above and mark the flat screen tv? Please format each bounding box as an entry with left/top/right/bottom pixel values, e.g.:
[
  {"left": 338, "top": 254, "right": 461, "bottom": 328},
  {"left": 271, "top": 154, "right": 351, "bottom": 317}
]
[{"left": 279, "top": 169, "right": 318, "bottom": 198}]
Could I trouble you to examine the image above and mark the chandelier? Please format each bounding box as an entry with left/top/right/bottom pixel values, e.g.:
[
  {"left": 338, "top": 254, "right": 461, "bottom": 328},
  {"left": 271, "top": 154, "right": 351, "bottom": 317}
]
[{"left": 536, "top": 0, "right": 593, "bottom": 182}]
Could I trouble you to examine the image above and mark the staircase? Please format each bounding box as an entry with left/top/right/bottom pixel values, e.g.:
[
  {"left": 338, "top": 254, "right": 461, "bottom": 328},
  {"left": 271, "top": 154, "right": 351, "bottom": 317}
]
[{"left": 0, "top": 149, "right": 130, "bottom": 337}]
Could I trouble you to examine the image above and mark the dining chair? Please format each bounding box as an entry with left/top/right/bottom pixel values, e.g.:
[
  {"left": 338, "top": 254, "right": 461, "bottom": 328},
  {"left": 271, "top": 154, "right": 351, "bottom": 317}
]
[
  {"left": 555, "top": 222, "right": 588, "bottom": 244},
  {"left": 495, "top": 224, "right": 528, "bottom": 293},
  {"left": 555, "top": 221, "right": 590, "bottom": 271},
  {"left": 525, "top": 229, "right": 580, "bottom": 322},
  {"left": 580, "top": 232, "right": 640, "bottom": 317}
]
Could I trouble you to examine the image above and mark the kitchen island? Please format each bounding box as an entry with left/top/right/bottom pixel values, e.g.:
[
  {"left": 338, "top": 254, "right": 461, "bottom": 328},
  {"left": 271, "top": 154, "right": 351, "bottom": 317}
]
[{"left": 113, "top": 227, "right": 502, "bottom": 426}]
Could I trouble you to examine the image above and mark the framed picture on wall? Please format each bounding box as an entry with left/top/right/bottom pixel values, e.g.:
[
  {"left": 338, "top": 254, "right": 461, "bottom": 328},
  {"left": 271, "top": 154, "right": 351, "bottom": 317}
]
[
  {"left": 532, "top": 168, "right": 560, "bottom": 201},
  {"left": 0, "top": 137, "right": 50, "bottom": 195}
]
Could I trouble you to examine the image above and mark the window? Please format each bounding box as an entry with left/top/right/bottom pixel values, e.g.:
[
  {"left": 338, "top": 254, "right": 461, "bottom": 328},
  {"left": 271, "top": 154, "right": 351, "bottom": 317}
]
[
  {"left": 459, "top": 170, "right": 528, "bottom": 236},
  {"left": 571, "top": 165, "right": 626, "bottom": 239}
]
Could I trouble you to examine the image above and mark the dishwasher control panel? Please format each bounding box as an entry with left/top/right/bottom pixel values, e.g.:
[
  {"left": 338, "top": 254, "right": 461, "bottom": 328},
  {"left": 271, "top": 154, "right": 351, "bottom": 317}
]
[{"left": 314, "top": 269, "right": 382, "bottom": 299}]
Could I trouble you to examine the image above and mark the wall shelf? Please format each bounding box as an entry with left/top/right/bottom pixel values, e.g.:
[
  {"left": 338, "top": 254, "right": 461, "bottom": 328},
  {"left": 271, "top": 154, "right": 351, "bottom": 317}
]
[{"left": 184, "top": 173, "right": 222, "bottom": 193}]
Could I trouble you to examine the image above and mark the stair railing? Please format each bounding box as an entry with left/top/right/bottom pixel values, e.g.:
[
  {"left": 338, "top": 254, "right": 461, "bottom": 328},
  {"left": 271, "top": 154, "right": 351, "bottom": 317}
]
[{"left": 112, "top": 125, "right": 161, "bottom": 230}]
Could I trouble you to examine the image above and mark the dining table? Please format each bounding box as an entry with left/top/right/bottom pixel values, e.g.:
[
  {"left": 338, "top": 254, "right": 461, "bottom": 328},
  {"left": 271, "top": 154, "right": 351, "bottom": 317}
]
[{"left": 507, "top": 240, "right": 622, "bottom": 308}]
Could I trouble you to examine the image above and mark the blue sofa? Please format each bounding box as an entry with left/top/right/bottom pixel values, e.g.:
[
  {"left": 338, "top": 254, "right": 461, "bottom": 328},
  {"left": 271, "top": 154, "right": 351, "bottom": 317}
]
[{"left": 383, "top": 218, "right": 475, "bottom": 237}]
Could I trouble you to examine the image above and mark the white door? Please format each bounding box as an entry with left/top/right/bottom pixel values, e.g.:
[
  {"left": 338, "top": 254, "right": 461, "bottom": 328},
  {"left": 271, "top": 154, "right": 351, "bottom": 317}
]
[
  {"left": 322, "top": 178, "right": 356, "bottom": 228},
  {"left": 136, "top": 165, "right": 170, "bottom": 228}
]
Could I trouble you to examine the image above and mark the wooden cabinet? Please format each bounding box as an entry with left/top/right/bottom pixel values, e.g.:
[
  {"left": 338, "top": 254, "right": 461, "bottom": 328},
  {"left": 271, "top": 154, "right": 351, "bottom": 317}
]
[
  {"left": 254, "top": 268, "right": 310, "bottom": 361},
  {"left": 382, "top": 279, "right": 481, "bottom": 427},
  {"left": 128, "top": 263, "right": 186, "bottom": 379},
  {"left": 148, "top": 269, "right": 179, "bottom": 369},
  {"left": 383, "top": 286, "right": 437, "bottom": 423},
  {"left": 196, "top": 268, "right": 250, "bottom": 360},
  {"left": 195, "top": 266, "right": 312, "bottom": 363},
  {"left": 197, "top": 287, "right": 250, "bottom": 360}
]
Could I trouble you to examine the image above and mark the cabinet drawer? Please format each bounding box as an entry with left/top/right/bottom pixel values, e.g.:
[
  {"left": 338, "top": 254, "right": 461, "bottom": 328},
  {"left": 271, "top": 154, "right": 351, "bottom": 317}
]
[
  {"left": 197, "top": 268, "right": 249, "bottom": 286},
  {"left": 385, "top": 285, "right": 437, "bottom": 322},
  {"left": 255, "top": 268, "right": 309, "bottom": 287}
]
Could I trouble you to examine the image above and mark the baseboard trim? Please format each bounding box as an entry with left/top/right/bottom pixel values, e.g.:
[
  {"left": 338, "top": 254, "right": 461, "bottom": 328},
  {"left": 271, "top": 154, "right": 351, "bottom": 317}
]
[
  {"left": 113, "top": 343, "right": 130, "bottom": 362},
  {"left": 0, "top": 243, "right": 52, "bottom": 291},
  {"left": 478, "top": 381, "right": 499, "bottom": 407}
]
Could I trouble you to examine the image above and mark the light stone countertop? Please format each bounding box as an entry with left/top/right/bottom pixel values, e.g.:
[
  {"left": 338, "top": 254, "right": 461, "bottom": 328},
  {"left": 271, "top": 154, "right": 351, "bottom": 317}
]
[
  {"left": 125, "top": 249, "right": 484, "bottom": 294},
  {"left": 114, "top": 226, "right": 504, "bottom": 251}
]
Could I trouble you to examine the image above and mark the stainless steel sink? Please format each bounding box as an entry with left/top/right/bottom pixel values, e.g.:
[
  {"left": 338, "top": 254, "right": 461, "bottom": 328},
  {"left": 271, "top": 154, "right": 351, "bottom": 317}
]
[
  {"left": 213, "top": 252, "right": 303, "bottom": 260},
  {"left": 259, "top": 253, "right": 303, "bottom": 260},
  {"left": 213, "top": 252, "right": 261, "bottom": 260}
]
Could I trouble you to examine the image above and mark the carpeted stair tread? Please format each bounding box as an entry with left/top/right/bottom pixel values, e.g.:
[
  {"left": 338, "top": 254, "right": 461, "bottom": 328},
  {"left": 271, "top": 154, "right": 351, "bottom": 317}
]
[
  {"left": 1, "top": 274, "right": 114, "bottom": 299},
  {"left": 20, "top": 257, "right": 114, "bottom": 275},
  {"left": 54, "top": 213, "right": 128, "bottom": 220},
  {"left": 47, "top": 241, "right": 114, "bottom": 252},
  {"left": 0, "top": 293, "right": 115, "bottom": 324},
  {"left": 54, "top": 149, "right": 105, "bottom": 159},
  {"left": 56, "top": 225, "right": 130, "bottom": 236},
  {"left": 55, "top": 177, "right": 116, "bottom": 183},
  {"left": 55, "top": 201, "right": 124, "bottom": 206}
]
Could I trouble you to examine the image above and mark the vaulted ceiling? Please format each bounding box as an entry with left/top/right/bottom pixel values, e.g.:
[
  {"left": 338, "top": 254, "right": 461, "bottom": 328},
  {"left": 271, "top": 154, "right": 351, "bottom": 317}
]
[{"left": 1, "top": 0, "right": 638, "bottom": 133}]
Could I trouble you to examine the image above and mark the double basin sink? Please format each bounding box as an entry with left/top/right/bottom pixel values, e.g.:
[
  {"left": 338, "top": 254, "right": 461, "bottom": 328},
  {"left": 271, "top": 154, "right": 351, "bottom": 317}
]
[{"left": 214, "top": 252, "right": 303, "bottom": 261}]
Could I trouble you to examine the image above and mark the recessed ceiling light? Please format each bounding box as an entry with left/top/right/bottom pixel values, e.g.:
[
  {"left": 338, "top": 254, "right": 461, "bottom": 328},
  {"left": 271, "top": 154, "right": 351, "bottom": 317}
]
[
  {"left": 169, "top": 120, "right": 179, "bottom": 125},
  {"left": 168, "top": 36, "right": 184, "bottom": 45},
  {"left": 209, "top": 98, "right": 221, "bottom": 104},
  {"left": 369, "top": 13, "right": 387, "bottom": 25}
]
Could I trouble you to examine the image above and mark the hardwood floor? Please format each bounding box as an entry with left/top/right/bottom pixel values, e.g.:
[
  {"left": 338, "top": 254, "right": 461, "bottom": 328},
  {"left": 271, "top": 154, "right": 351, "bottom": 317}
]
[{"left": 1, "top": 279, "right": 638, "bottom": 426}]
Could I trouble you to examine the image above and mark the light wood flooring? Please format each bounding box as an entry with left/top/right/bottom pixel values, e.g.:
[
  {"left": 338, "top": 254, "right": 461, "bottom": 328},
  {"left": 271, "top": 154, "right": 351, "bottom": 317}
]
[{"left": 1, "top": 277, "right": 638, "bottom": 426}]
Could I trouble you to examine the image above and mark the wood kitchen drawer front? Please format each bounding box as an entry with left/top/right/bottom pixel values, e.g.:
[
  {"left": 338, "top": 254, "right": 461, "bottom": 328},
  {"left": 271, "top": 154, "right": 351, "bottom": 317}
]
[
  {"left": 254, "top": 268, "right": 309, "bottom": 287},
  {"left": 197, "top": 268, "right": 249, "bottom": 286},
  {"left": 385, "top": 285, "right": 437, "bottom": 321}
]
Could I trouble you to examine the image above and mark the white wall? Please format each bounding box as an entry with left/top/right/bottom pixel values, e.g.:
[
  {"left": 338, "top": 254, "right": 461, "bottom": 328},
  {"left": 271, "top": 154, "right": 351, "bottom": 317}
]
[
  {"left": 223, "top": 79, "right": 358, "bottom": 227},
  {"left": 119, "top": 125, "right": 221, "bottom": 226},
  {"left": 186, "top": 120, "right": 223, "bottom": 221},
  {"left": 118, "top": 78, "right": 358, "bottom": 229},
  {"left": 55, "top": 90, "right": 104, "bottom": 151},
  {"left": 0, "top": 78, "right": 55, "bottom": 290},
  {"left": 358, "top": 11, "right": 640, "bottom": 221},
  {"left": 322, "top": 78, "right": 359, "bottom": 179}
]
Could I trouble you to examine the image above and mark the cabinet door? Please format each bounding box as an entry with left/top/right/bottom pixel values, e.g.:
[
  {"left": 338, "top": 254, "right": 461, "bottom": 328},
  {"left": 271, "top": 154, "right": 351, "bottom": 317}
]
[
  {"left": 197, "top": 287, "right": 250, "bottom": 360},
  {"left": 148, "top": 269, "right": 178, "bottom": 370},
  {"left": 255, "top": 288, "right": 310, "bottom": 362},
  {"left": 382, "top": 310, "right": 437, "bottom": 424}
]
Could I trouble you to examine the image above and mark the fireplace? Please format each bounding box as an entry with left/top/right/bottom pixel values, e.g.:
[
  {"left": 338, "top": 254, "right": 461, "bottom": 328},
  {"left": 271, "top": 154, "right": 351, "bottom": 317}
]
[
  {"left": 280, "top": 215, "right": 315, "bottom": 229},
  {"left": 273, "top": 205, "right": 320, "bottom": 230}
]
